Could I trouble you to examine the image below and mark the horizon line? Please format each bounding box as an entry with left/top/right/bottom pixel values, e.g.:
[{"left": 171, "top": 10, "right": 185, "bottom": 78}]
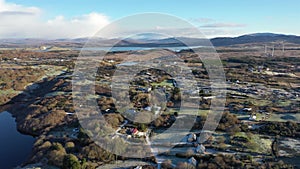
[{"left": 0, "top": 32, "right": 299, "bottom": 40}]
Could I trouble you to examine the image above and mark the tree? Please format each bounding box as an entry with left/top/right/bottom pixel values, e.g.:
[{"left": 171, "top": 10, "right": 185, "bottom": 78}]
[
  {"left": 47, "top": 143, "right": 66, "bottom": 167},
  {"left": 139, "top": 123, "right": 147, "bottom": 132},
  {"left": 65, "top": 141, "right": 75, "bottom": 153},
  {"left": 227, "top": 125, "right": 241, "bottom": 136},
  {"left": 174, "top": 112, "right": 178, "bottom": 117},
  {"left": 63, "top": 154, "right": 81, "bottom": 169},
  {"left": 171, "top": 87, "right": 181, "bottom": 102}
]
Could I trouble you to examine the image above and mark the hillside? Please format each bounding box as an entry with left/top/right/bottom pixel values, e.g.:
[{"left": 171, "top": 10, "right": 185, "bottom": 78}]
[{"left": 1, "top": 33, "right": 300, "bottom": 48}]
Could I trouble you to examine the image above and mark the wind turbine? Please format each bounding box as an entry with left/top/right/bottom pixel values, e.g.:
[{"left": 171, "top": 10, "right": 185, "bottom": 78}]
[
  {"left": 281, "top": 41, "right": 285, "bottom": 56},
  {"left": 271, "top": 45, "right": 275, "bottom": 57},
  {"left": 264, "top": 45, "right": 267, "bottom": 54}
]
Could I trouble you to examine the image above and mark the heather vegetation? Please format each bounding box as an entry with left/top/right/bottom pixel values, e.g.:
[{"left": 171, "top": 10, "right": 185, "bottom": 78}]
[{"left": 0, "top": 46, "right": 299, "bottom": 168}]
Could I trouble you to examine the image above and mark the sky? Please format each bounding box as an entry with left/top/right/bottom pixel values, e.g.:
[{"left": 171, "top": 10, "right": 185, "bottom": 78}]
[{"left": 0, "top": 0, "right": 300, "bottom": 39}]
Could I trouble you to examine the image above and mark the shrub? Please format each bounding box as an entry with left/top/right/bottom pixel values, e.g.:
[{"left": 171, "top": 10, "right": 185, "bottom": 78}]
[
  {"left": 47, "top": 143, "right": 66, "bottom": 167},
  {"left": 63, "top": 154, "right": 81, "bottom": 169},
  {"left": 39, "top": 141, "right": 52, "bottom": 150},
  {"left": 161, "top": 159, "right": 173, "bottom": 169},
  {"left": 65, "top": 142, "right": 75, "bottom": 152}
]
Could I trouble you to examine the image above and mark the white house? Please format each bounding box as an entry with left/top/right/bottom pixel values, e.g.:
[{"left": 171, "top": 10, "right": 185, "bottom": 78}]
[
  {"left": 147, "top": 87, "right": 152, "bottom": 93},
  {"left": 188, "top": 133, "right": 197, "bottom": 142},
  {"left": 137, "top": 131, "right": 147, "bottom": 137},
  {"left": 195, "top": 144, "right": 206, "bottom": 154},
  {"left": 243, "top": 107, "right": 252, "bottom": 112},
  {"left": 249, "top": 114, "right": 257, "bottom": 121},
  {"left": 144, "top": 106, "right": 152, "bottom": 111},
  {"left": 188, "top": 157, "right": 197, "bottom": 166}
]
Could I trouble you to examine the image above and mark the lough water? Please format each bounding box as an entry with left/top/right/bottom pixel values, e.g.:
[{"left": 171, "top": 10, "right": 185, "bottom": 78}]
[
  {"left": 0, "top": 111, "right": 34, "bottom": 169},
  {"left": 76, "top": 46, "right": 204, "bottom": 52}
]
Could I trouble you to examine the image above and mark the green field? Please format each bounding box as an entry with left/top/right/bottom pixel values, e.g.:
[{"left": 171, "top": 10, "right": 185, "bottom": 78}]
[{"left": 151, "top": 80, "right": 174, "bottom": 87}]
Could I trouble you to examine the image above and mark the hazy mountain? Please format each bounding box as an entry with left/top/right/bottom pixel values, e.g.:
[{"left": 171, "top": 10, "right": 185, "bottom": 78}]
[
  {"left": 1, "top": 33, "right": 300, "bottom": 48},
  {"left": 247, "top": 33, "right": 284, "bottom": 37},
  {"left": 211, "top": 33, "right": 300, "bottom": 46},
  {"left": 127, "top": 33, "right": 168, "bottom": 40},
  {"left": 116, "top": 33, "right": 300, "bottom": 47}
]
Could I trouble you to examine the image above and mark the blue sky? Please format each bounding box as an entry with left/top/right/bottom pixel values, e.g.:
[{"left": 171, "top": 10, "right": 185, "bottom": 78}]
[{"left": 1, "top": 0, "right": 300, "bottom": 38}]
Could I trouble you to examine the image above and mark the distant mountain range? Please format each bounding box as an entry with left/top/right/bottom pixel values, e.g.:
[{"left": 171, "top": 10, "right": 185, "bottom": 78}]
[
  {"left": 1, "top": 33, "right": 300, "bottom": 48},
  {"left": 211, "top": 33, "right": 300, "bottom": 46}
]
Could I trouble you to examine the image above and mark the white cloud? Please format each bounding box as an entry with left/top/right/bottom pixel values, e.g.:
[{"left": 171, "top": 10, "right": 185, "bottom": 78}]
[
  {"left": 200, "top": 29, "right": 246, "bottom": 38},
  {"left": 157, "top": 27, "right": 246, "bottom": 38},
  {"left": 188, "top": 17, "right": 247, "bottom": 37},
  {"left": 200, "top": 22, "right": 246, "bottom": 28},
  {"left": 0, "top": 0, "right": 246, "bottom": 39},
  {"left": 0, "top": 0, "right": 110, "bottom": 39},
  {"left": 43, "top": 13, "right": 110, "bottom": 38},
  {"left": 0, "top": 0, "right": 41, "bottom": 14}
]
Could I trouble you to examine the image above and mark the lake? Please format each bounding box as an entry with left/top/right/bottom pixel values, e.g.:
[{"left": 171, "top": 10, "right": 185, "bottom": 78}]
[
  {"left": 0, "top": 111, "right": 35, "bottom": 169},
  {"left": 76, "top": 46, "right": 204, "bottom": 52}
]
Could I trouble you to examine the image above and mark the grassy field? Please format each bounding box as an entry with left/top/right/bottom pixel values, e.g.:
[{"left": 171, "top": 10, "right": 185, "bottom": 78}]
[
  {"left": 233, "top": 132, "right": 272, "bottom": 154},
  {"left": 247, "top": 98, "right": 272, "bottom": 106},
  {"left": 277, "top": 100, "right": 292, "bottom": 107},
  {"left": 151, "top": 80, "right": 174, "bottom": 87},
  {"left": 266, "top": 113, "right": 300, "bottom": 122},
  {"left": 0, "top": 89, "right": 20, "bottom": 95}
]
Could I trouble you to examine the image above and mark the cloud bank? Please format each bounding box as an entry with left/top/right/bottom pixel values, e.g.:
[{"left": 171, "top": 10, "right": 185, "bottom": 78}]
[
  {"left": 200, "top": 22, "right": 246, "bottom": 28},
  {"left": 188, "top": 17, "right": 247, "bottom": 38},
  {"left": 0, "top": 0, "right": 110, "bottom": 39},
  {"left": 0, "top": 0, "right": 246, "bottom": 39}
]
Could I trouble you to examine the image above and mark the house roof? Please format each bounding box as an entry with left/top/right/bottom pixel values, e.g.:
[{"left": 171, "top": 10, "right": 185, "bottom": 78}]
[{"left": 132, "top": 128, "right": 138, "bottom": 134}]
